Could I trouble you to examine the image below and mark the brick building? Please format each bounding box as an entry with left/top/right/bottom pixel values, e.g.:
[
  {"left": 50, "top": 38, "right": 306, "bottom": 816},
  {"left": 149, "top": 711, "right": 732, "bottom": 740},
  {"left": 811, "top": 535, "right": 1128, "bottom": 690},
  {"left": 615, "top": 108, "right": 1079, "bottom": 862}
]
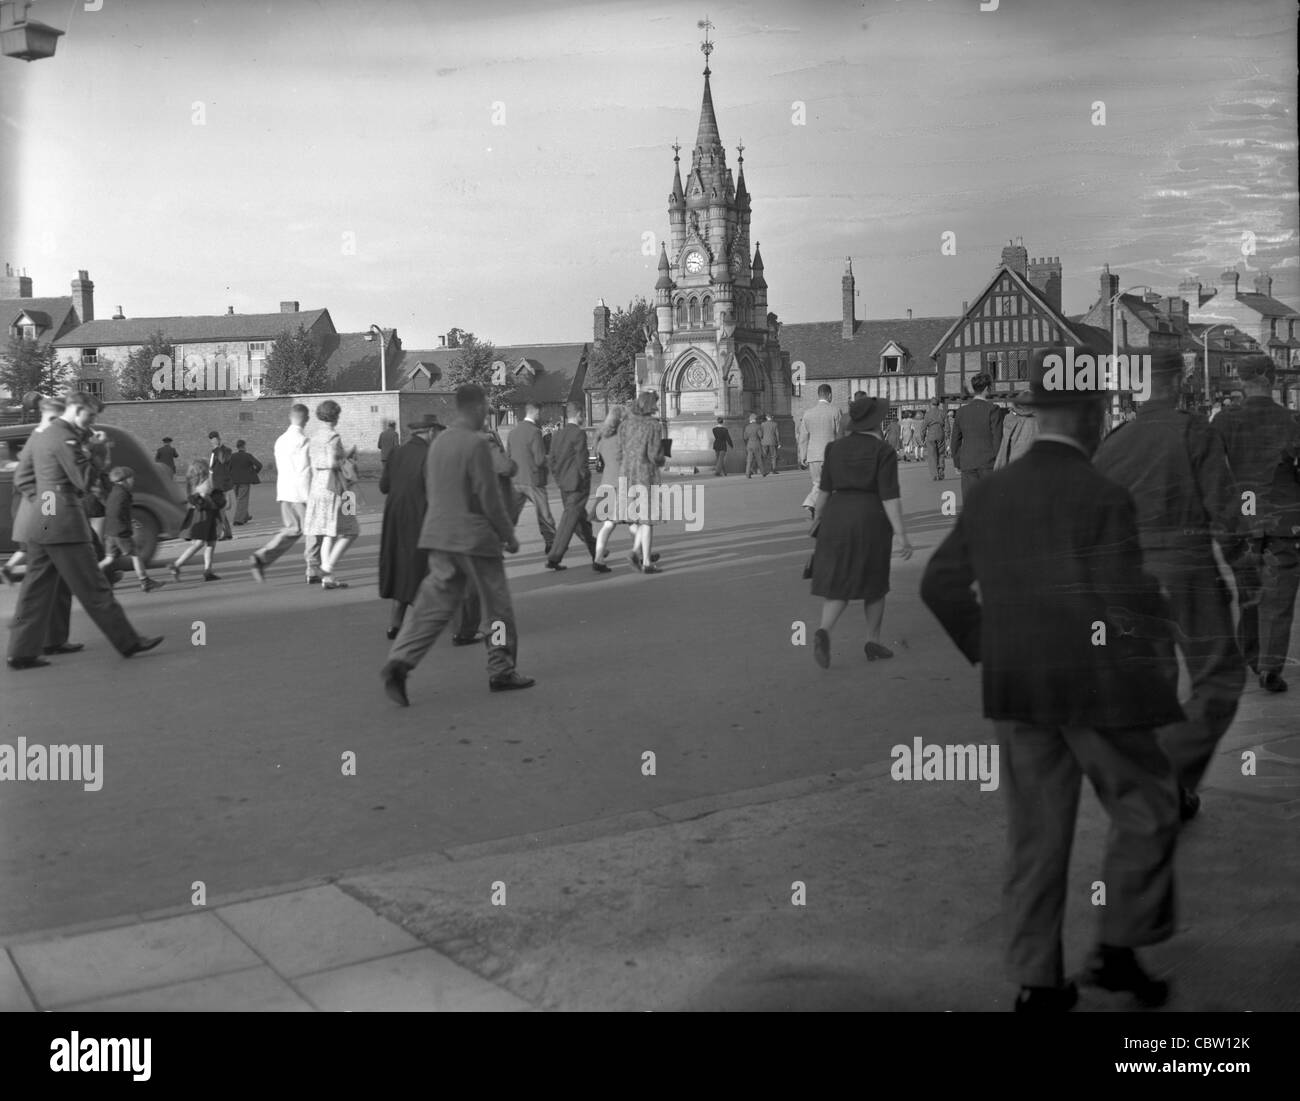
[{"left": 0, "top": 265, "right": 92, "bottom": 408}]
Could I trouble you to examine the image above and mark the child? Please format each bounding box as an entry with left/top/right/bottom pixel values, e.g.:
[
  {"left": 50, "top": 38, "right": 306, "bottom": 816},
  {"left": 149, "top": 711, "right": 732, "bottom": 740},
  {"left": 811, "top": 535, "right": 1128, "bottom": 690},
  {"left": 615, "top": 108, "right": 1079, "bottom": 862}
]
[
  {"left": 169, "top": 459, "right": 225, "bottom": 582},
  {"left": 1, "top": 396, "right": 66, "bottom": 586},
  {"left": 98, "top": 466, "right": 163, "bottom": 592}
]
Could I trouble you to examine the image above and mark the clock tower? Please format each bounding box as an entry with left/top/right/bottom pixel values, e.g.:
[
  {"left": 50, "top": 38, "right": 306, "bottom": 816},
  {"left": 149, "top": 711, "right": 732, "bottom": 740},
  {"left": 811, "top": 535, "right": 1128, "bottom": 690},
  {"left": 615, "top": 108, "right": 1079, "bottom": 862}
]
[{"left": 637, "top": 23, "right": 794, "bottom": 471}]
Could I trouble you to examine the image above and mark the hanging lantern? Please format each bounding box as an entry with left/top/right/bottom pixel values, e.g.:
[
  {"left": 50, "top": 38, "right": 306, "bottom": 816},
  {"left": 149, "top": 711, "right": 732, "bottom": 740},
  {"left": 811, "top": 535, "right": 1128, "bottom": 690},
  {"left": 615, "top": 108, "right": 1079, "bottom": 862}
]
[{"left": 1, "top": 1, "right": 65, "bottom": 62}]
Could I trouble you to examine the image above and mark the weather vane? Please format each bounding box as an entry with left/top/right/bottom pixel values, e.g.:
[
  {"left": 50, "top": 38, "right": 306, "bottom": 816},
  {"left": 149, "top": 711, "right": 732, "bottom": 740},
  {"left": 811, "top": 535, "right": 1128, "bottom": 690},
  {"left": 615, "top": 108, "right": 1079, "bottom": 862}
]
[
  {"left": 672, "top": 138, "right": 681, "bottom": 163},
  {"left": 737, "top": 139, "right": 744, "bottom": 165},
  {"left": 698, "top": 16, "right": 714, "bottom": 74}
]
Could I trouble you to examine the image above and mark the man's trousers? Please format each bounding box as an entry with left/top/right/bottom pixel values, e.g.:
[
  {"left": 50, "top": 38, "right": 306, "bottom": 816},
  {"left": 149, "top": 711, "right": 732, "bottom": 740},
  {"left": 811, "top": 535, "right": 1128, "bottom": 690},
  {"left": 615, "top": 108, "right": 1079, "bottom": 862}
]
[
  {"left": 762, "top": 444, "right": 778, "bottom": 473},
  {"left": 548, "top": 489, "right": 596, "bottom": 565},
  {"left": 515, "top": 484, "right": 557, "bottom": 549},
  {"left": 1230, "top": 535, "right": 1300, "bottom": 678},
  {"left": 960, "top": 464, "right": 992, "bottom": 500},
  {"left": 232, "top": 483, "right": 252, "bottom": 523},
  {"left": 745, "top": 448, "right": 762, "bottom": 476},
  {"left": 389, "top": 551, "right": 517, "bottom": 679},
  {"left": 1145, "top": 545, "right": 1245, "bottom": 793},
  {"left": 255, "top": 501, "right": 323, "bottom": 576},
  {"left": 802, "top": 460, "right": 824, "bottom": 510},
  {"left": 9, "top": 540, "right": 141, "bottom": 660},
  {"left": 993, "top": 721, "right": 1179, "bottom": 989},
  {"left": 927, "top": 440, "right": 945, "bottom": 478}
]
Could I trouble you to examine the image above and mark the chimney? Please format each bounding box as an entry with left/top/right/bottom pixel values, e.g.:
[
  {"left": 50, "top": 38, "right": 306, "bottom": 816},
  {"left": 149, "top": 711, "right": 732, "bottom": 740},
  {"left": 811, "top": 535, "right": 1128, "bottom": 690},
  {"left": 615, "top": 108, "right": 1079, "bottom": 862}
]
[
  {"left": 438, "top": 334, "right": 446, "bottom": 348},
  {"left": 1162, "top": 296, "right": 1187, "bottom": 328},
  {"left": 906, "top": 308, "right": 913, "bottom": 320},
  {"left": 1100, "top": 263, "right": 1119, "bottom": 307},
  {"left": 962, "top": 301, "right": 969, "bottom": 315},
  {"left": 1177, "top": 277, "right": 1203, "bottom": 306},
  {"left": 71, "top": 269, "right": 94, "bottom": 323},
  {"left": 1220, "top": 268, "right": 1240, "bottom": 297},
  {"left": 593, "top": 297, "right": 611, "bottom": 343},
  {"left": 280, "top": 300, "right": 300, "bottom": 313},
  {"left": 1, "top": 262, "right": 32, "bottom": 298},
  {"left": 1000, "top": 240, "right": 1029, "bottom": 277},
  {"left": 1027, "top": 255, "right": 1062, "bottom": 311},
  {"left": 112, "top": 305, "right": 125, "bottom": 320},
  {"left": 842, "top": 257, "right": 855, "bottom": 340},
  {"left": 226, "top": 306, "right": 235, "bottom": 315},
  {"left": 1254, "top": 272, "right": 1273, "bottom": 298}
]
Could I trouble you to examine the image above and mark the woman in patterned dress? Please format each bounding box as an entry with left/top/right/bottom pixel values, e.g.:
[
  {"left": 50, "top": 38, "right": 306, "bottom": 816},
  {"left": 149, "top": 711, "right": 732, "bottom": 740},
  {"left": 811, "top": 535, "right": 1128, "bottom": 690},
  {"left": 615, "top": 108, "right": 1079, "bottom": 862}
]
[{"left": 303, "top": 399, "right": 360, "bottom": 590}]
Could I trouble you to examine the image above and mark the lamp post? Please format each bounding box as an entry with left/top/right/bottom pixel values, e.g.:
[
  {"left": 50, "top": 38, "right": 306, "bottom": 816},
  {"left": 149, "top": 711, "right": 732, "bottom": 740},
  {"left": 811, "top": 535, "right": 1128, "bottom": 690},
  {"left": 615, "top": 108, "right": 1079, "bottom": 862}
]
[
  {"left": 1200, "top": 323, "right": 1233, "bottom": 407},
  {"left": 366, "top": 324, "right": 387, "bottom": 391},
  {"left": 1109, "top": 284, "right": 1154, "bottom": 421}
]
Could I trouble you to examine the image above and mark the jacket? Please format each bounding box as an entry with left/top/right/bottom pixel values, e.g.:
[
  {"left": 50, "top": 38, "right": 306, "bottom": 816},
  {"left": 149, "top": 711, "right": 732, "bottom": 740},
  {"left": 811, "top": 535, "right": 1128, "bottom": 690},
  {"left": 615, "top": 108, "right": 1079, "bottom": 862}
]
[
  {"left": 1211, "top": 396, "right": 1300, "bottom": 537},
  {"left": 921, "top": 439, "right": 1184, "bottom": 729},
  {"left": 547, "top": 423, "right": 591, "bottom": 495},
  {"left": 951, "top": 398, "right": 1006, "bottom": 472},
  {"left": 506, "top": 419, "right": 548, "bottom": 487},
  {"left": 797, "top": 401, "right": 840, "bottom": 464},
  {"left": 418, "top": 426, "right": 515, "bottom": 557},
  {"left": 228, "top": 450, "right": 262, "bottom": 485},
  {"left": 15, "top": 419, "right": 98, "bottom": 545}
]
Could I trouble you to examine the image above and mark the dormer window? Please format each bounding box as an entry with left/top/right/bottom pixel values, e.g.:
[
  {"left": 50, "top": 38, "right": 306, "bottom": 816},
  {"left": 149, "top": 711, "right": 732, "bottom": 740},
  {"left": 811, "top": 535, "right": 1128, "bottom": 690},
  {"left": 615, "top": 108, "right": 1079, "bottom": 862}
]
[
  {"left": 21, "top": 324, "right": 36, "bottom": 340},
  {"left": 882, "top": 356, "right": 900, "bottom": 373},
  {"left": 513, "top": 359, "right": 537, "bottom": 383}
]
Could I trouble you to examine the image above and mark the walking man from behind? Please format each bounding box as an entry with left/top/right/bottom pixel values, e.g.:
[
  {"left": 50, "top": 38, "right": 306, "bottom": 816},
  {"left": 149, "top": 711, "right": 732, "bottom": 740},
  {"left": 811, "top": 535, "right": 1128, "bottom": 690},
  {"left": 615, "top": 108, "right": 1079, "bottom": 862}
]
[
  {"left": 921, "top": 348, "right": 1183, "bottom": 1013},
  {"left": 712, "top": 416, "right": 733, "bottom": 476},
  {"left": 507, "top": 402, "right": 557, "bottom": 556},
  {"left": 951, "top": 372, "right": 1005, "bottom": 499},
  {"left": 760, "top": 413, "right": 780, "bottom": 474},
  {"left": 381, "top": 384, "right": 534, "bottom": 706},
  {"left": 922, "top": 399, "right": 947, "bottom": 480},
  {"left": 228, "top": 439, "right": 263, "bottom": 525},
  {"left": 798, "top": 384, "right": 840, "bottom": 516},
  {"left": 249, "top": 404, "right": 323, "bottom": 583},
  {"left": 545, "top": 402, "right": 605, "bottom": 573}
]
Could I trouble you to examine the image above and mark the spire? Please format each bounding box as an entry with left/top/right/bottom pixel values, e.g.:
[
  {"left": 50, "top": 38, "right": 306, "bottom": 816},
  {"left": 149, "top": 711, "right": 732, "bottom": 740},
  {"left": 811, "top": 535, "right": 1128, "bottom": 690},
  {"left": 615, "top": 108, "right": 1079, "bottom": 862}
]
[
  {"left": 751, "top": 242, "right": 766, "bottom": 289},
  {"left": 656, "top": 243, "right": 674, "bottom": 290},
  {"left": 693, "top": 18, "right": 722, "bottom": 158},
  {"left": 735, "top": 140, "right": 749, "bottom": 206},
  {"left": 670, "top": 139, "right": 684, "bottom": 205}
]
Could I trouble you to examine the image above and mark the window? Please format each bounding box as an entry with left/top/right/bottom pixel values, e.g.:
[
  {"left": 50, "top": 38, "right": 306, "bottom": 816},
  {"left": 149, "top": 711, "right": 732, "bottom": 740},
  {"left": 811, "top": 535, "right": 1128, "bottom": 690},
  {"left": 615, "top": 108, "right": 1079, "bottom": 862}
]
[
  {"left": 369, "top": 405, "right": 379, "bottom": 413},
  {"left": 882, "top": 356, "right": 901, "bottom": 373},
  {"left": 1015, "top": 352, "right": 1029, "bottom": 380},
  {"left": 81, "top": 348, "right": 98, "bottom": 366},
  {"left": 249, "top": 342, "right": 267, "bottom": 355},
  {"left": 77, "top": 379, "right": 103, "bottom": 399},
  {"left": 21, "top": 324, "right": 36, "bottom": 340},
  {"left": 702, "top": 296, "right": 713, "bottom": 325},
  {"left": 689, "top": 297, "right": 699, "bottom": 327},
  {"left": 238, "top": 411, "right": 253, "bottom": 422},
  {"left": 676, "top": 298, "right": 687, "bottom": 326}
]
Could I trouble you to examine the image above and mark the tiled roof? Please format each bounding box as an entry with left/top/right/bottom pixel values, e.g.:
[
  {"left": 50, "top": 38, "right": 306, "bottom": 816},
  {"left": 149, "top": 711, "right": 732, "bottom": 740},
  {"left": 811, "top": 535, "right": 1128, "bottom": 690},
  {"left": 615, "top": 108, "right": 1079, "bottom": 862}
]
[
  {"left": 54, "top": 309, "right": 332, "bottom": 347},
  {"left": 781, "top": 317, "right": 959, "bottom": 379},
  {"left": 393, "top": 342, "right": 590, "bottom": 403},
  {"left": 1236, "top": 293, "right": 1300, "bottom": 319},
  {"left": 1, "top": 296, "right": 77, "bottom": 343}
]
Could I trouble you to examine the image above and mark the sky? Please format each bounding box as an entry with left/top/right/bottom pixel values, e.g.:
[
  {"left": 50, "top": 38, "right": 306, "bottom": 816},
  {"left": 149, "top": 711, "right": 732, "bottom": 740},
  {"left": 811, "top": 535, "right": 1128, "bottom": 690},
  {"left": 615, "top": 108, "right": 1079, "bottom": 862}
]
[{"left": 0, "top": 0, "right": 1296, "bottom": 347}]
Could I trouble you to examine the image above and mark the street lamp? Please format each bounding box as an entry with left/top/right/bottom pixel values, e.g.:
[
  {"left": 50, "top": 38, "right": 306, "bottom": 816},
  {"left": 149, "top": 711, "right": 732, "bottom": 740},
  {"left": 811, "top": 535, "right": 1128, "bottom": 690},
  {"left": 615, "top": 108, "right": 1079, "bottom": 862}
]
[
  {"left": 365, "top": 324, "right": 387, "bottom": 391},
  {"left": 1200, "top": 323, "right": 1234, "bottom": 406},
  {"left": 1109, "top": 284, "right": 1154, "bottom": 420},
  {"left": 1, "top": 1, "right": 64, "bottom": 62}
]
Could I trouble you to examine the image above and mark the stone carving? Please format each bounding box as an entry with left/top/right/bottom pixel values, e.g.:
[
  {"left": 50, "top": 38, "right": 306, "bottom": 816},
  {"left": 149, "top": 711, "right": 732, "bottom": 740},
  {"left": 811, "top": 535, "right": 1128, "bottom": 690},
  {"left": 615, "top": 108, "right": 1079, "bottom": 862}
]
[{"left": 684, "top": 361, "right": 711, "bottom": 390}]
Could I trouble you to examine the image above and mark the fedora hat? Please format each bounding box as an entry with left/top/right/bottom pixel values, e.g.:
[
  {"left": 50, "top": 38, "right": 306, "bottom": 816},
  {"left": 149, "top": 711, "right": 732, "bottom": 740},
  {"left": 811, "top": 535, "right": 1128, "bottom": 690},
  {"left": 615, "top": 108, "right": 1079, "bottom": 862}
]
[
  {"left": 407, "top": 413, "right": 444, "bottom": 431},
  {"left": 1016, "top": 346, "right": 1112, "bottom": 407},
  {"left": 848, "top": 395, "right": 889, "bottom": 431}
]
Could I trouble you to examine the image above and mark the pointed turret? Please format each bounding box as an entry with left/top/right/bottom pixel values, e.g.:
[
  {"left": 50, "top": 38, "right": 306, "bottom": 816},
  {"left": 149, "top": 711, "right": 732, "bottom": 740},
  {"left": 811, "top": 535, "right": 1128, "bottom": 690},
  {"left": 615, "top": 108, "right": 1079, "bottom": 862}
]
[
  {"left": 750, "top": 242, "right": 766, "bottom": 290},
  {"left": 655, "top": 243, "right": 673, "bottom": 291},
  {"left": 669, "top": 140, "right": 684, "bottom": 207},
  {"left": 695, "top": 69, "right": 722, "bottom": 155}
]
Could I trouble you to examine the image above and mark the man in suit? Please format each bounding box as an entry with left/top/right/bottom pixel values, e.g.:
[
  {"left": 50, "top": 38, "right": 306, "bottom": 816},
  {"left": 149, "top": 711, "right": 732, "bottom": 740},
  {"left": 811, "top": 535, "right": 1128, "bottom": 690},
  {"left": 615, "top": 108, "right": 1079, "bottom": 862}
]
[
  {"left": 711, "top": 417, "right": 733, "bottom": 476},
  {"left": 1211, "top": 354, "right": 1300, "bottom": 693},
  {"left": 951, "top": 372, "right": 1006, "bottom": 499},
  {"left": 506, "top": 402, "right": 557, "bottom": 555},
  {"left": 7, "top": 392, "right": 163, "bottom": 669},
  {"left": 249, "top": 404, "right": 323, "bottom": 583},
  {"left": 208, "top": 430, "right": 234, "bottom": 539},
  {"left": 922, "top": 399, "right": 947, "bottom": 480},
  {"left": 381, "top": 384, "right": 533, "bottom": 706},
  {"left": 743, "top": 413, "right": 763, "bottom": 477},
  {"left": 227, "top": 439, "right": 263, "bottom": 524},
  {"left": 1094, "top": 351, "right": 1244, "bottom": 822},
  {"left": 545, "top": 402, "right": 605, "bottom": 573},
  {"left": 760, "top": 413, "right": 780, "bottom": 474},
  {"left": 921, "top": 348, "right": 1183, "bottom": 1012},
  {"left": 798, "top": 384, "right": 840, "bottom": 514},
  {"left": 377, "top": 420, "right": 400, "bottom": 467}
]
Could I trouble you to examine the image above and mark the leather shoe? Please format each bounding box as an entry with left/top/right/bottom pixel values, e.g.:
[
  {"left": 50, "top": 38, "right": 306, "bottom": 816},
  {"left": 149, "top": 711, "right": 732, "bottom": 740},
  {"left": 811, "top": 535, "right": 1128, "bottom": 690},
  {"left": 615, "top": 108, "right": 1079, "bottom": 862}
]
[
  {"left": 592, "top": 562, "right": 612, "bottom": 573},
  {"left": 1179, "top": 788, "right": 1201, "bottom": 823},
  {"left": 1260, "top": 671, "right": 1287, "bottom": 692},
  {"left": 1079, "top": 945, "right": 1169, "bottom": 1007},
  {"left": 42, "top": 643, "right": 85, "bottom": 655},
  {"left": 452, "top": 632, "right": 485, "bottom": 646},
  {"left": 1013, "top": 982, "right": 1078, "bottom": 1013},
  {"left": 381, "top": 661, "right": 411, "bottom": 707},
  {"left": 489, "top": 671, "right": 536, "bottom": 692},
  {"left": 545, "top": 560, "right": 567, "bottom": 571},
  {"left": 124, "top": 635, "right": 164, "bottom": 658},
  {"left": 813, "top": 628, "right": 830, "bottom": 669},
  {"left": 7, "top": 656, "right": 51, "bottom": 670}
]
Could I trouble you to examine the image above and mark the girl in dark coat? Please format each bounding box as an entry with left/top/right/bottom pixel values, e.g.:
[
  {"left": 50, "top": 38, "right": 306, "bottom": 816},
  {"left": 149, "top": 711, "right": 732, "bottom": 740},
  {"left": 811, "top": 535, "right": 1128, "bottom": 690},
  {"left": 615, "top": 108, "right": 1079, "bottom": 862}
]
[
  {"left": 810, "top": 396, "right": 913, "bottom": 668},
  {"left": 169, "top": 459, "right": 226, "bottom": 582}
]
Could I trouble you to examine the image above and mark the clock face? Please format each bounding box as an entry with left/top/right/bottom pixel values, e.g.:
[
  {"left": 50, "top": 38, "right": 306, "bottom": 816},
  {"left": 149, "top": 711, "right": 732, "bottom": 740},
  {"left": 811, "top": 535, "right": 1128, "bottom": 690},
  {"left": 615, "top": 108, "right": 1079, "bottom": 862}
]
[{"left": 684, "top": 250, "right": 705, "bottom": 275}]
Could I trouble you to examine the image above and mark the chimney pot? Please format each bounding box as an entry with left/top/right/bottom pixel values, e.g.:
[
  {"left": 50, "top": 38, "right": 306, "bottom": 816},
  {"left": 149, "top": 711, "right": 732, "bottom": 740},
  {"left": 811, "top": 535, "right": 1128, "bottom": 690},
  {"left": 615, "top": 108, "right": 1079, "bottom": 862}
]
[
  {"left": 438, "top": 335, "right": 446, "bottom": 348},
  {"left": 842, "top": 258, "right": 857, "bottom": 339},
  {"left": 112, "top": 306, "right": 125, "bottom": 320},
  {"left": 227, "top": 306, "right": 235, "bottom": 315},
  {"left": 280, "top": 300, "right": 300, "bottom": 313},
  {"left": 907, "top": 308, "right": 913, "bottom": 320}
]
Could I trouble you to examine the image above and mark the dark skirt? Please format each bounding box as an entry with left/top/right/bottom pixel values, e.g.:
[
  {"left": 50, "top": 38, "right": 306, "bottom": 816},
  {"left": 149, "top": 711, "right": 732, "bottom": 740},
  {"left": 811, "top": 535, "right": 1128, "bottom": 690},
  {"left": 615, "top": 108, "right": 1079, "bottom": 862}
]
[{"left": 811, "top": 490, "right": 892, "bottom": 602}]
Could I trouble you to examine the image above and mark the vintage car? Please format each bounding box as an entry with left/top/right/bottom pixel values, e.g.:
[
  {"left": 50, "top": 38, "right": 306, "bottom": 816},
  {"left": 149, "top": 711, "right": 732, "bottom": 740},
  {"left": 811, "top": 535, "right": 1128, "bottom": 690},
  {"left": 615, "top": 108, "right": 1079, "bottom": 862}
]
[{"left": 0, "top": 421, "right": 187, "bottom": 565}]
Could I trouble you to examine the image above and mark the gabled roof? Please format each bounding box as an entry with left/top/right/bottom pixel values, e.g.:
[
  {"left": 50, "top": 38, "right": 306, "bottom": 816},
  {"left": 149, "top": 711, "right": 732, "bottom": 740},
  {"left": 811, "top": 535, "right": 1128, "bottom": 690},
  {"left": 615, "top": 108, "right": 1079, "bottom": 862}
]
[
  {"left": 1236, "top": 292, "right": 1300, "bottom": 319},
  {"left": 13, "top": 309, "right": 52, "bottom": 329},
  {"left": 54, "top": 309, "right": 332, "bottom": 347},
  {"left": 0, "top": 296, "right": 77, "bottom": 344},
  {"left": 929, "top": 265, "right": 1099, "bottom": 358},
  {"left": 392, "top": 342, "right": 590, "bottom": 403},
  {"left": 782, "top": 317, "right": 960, "bottom": 379}
]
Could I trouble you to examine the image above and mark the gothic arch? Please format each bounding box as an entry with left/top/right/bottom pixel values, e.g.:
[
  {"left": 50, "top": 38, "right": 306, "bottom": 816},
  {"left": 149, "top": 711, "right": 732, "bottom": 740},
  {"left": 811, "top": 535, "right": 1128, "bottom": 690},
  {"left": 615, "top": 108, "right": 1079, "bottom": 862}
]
[
  {"left": 689, "top": 296, "right": 700, "bottom": 328},
  {"left": 665, "top": 349, "right": 719, "bottom": 394},
  {"left": 737, "top": 347, "right": 763, "bottom": 392},
  {"left": 702, "top": 295, "right": 713, "bottom": 325},
  {"left": 676, "top": 297, "right": 687, "bottom": 326}
]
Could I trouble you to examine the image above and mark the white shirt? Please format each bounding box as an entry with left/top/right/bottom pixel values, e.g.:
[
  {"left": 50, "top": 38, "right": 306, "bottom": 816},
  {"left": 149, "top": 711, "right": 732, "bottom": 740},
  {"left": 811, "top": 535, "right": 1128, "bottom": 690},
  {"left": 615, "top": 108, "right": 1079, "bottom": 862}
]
[{"left": 273, "top": 423, "right": 312, "bottom": 503}]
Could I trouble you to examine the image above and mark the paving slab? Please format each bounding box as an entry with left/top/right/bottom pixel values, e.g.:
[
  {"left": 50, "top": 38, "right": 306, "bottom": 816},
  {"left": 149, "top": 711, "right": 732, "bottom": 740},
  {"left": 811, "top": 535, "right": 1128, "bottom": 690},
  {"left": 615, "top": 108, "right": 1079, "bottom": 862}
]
[
  {"left": 0, "top": 949, "right": 35, "bottom": 1011},
  {"left": 61, "top": 965, "right": 312, "bottom": 1012},
  {"left": 216, "top": 885, "right": 421, "bottom": 977},
  {"left": 11, "top": 912, "right": 259, "bottom": 1009},
  {"left": 294, "top": 948, "right": 531, "bottom": 1012}
]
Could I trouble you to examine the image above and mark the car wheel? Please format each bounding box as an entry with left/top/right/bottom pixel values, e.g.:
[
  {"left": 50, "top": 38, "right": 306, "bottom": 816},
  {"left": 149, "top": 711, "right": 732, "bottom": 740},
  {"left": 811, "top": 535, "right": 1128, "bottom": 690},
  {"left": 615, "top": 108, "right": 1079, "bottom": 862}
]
[{"left": 131, "top": 508, "right": 160, "bottom": 565}]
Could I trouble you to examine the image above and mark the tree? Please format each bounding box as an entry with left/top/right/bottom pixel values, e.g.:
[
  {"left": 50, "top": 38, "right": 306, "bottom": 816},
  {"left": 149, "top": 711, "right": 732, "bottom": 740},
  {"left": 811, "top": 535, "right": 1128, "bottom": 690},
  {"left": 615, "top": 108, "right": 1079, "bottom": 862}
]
[
  {"left": 0, "top": 335, "right": 69, "bottom": 400},
  {"left": 263, "top": 325, "right": 330, "bottom": 395},
  {"left": 444, "top": 331, "right": 514, "bottom": 411},
  {"left": 588, "top": 298, "right": 655, "bottom": 404},
  {"left": 116, "top": 330, "right": 178, "bottom": 400}
]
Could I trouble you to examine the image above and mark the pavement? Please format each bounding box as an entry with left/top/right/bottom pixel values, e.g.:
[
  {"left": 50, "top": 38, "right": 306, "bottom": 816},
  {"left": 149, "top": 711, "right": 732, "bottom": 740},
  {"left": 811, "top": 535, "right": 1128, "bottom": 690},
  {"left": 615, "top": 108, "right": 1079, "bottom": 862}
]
[{"left": 1, "top": 462, "right": 1296, "bottom": 1011}]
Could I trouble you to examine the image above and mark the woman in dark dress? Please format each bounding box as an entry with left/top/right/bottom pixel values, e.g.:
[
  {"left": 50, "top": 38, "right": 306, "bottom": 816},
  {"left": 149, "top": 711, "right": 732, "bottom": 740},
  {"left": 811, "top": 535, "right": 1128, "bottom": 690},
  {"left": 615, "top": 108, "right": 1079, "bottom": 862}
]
[{"left": 810, "top": 395, "right": 913, "bottom": 668}]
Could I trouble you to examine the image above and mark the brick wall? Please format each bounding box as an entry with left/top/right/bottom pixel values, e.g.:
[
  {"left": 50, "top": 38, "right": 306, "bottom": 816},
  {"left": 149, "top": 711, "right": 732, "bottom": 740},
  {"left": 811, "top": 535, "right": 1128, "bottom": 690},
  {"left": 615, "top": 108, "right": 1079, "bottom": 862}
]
[{"left": 98, "top": 391, "right": 457, "bottom": 479}]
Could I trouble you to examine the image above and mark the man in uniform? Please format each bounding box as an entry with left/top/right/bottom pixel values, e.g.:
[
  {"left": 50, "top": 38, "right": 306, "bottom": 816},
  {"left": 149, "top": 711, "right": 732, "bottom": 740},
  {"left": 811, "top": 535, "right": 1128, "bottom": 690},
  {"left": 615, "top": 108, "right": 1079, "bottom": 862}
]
[
  {"left": 922, "top": 348, "right": 1183, "bottom": 1012},
  {"left": 7, "top": 392, "right": 163, "bottom": 669},
  {"left": 1094, "top": 351, "right": 1244, "bottom": 821},
  {"left": 1212, "top": 354, "right": 1300, "bottom": 693}
]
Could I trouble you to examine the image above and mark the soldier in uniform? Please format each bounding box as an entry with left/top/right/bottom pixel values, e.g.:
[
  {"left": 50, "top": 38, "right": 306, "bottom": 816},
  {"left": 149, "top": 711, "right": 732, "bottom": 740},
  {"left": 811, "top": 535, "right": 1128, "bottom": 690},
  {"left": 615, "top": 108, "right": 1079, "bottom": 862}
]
[
  {"left": 7, "top": 392, "right": 163, "bottom": 669},
  {"left": 1094, "top": 351, "right": 1245, "bottom": 822}
]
